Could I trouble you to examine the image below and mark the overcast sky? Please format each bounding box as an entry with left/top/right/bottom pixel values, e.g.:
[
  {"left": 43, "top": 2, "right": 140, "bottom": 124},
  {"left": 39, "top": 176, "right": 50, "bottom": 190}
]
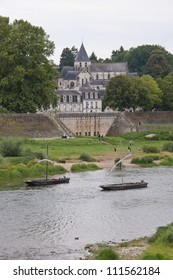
[{"left": 1, "top": 0, "right": 173, "bottom": 63}]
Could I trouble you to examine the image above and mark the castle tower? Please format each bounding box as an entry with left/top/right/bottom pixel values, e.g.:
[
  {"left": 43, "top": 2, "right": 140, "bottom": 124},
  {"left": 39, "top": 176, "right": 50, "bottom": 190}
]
[{"left": 74, "top": 43, "right": 91, "bottom": 71}]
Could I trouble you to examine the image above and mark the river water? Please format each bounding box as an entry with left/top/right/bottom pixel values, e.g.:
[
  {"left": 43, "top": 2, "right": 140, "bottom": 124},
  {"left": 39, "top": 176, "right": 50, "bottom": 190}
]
[{"left": 0, "top": 166, "right": 173, "bottom": 260}]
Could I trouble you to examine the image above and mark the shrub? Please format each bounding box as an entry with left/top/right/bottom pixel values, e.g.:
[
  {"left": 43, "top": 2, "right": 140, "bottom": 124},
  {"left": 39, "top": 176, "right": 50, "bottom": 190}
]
[
  {"left": 132, "top": 156, "right": 153, "bottom": 165},
  {"left": 79, "top": 153, "right": 95, "bottom": 162},
  {"left": 142, "top": 253, "right": 169, "bottom": 260},
  {"left": 0, "top": 140, "right": 22, "bottom": 157},
  {"left": 162, "top": 142, "right": 173, "bottom": 152},
  {"left": 143, "top": 145, "right": 160, "bottom": 153},
  {"left": 71, "top": 163, "right": 100, "bottom": 172},
  {"left": 95, "top": 247, "right": 119, "bottom": 260}
]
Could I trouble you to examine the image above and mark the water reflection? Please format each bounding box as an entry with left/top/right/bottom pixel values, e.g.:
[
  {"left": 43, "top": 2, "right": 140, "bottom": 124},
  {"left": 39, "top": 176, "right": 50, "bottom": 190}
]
[{"left": 0, "top": 167, "right": 173, "bottom": 259}]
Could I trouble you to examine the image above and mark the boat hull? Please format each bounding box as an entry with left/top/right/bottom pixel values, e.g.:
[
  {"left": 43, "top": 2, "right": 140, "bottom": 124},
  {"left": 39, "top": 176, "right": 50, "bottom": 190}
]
[
  {"left": 99, "top": 181, "right": 148, "bottom": 191},
  {"left": 25, "top": 177, "right": 70, "bottom": 186}
]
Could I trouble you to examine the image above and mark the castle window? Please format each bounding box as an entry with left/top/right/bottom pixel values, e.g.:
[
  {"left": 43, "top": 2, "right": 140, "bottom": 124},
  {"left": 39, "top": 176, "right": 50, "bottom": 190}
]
[
  {"left": 70, "top": 81, "right": 75, "bottom": 88},
  {"left": 90, "top": 92, "right": 93, "bottom": 99},
  {"left": 66, "top": 95, "right": 69, "bottom": 102},
  {"left": 80, "top": 62, "right": 82, "bottom": 67},
  {"left": 63, "top": 95, "right": 66, "bottom": 102},
  {"left": 108, "top": 74, "right": 110, "bottom": 79},
  {"left": 96, "top": 74, "right": 99, "bottom": 80},
  {"left": 69, "top": 95, "right": 72, "bottom": 102},
  {"left": 73, "top": 95, "right": 77, "bottom": 102},
  {"left": 85, "top": 62, "right": 87, "bottom": 67},
  {"left": 95, "top": 92, "right": 98, "bottom": 99},
  {"left": 60, "top": 95, "right": 63, "bottom": 102},
  {"left": 85, "top": 92, "right": 88, "bottom": 99}
]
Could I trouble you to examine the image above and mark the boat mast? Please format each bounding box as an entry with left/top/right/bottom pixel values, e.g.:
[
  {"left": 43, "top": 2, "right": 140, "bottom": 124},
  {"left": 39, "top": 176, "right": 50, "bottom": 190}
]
[{"left": 46, "top": 144, "right": 48, "bottom": 180}]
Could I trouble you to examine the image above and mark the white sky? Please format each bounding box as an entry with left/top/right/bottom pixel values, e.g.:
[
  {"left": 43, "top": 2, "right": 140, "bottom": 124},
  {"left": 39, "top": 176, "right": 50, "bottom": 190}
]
[{"left": 1, "top": 0, "right": 173, "bottom": 63}]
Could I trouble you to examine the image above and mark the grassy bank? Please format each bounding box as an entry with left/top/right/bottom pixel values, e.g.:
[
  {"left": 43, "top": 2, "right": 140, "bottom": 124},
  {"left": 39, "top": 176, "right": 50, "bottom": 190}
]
[
  {"left": 0, "top": 129, "right": 173, "bottom": 180},
  {"left": 85, "top": 223, "right": 173, "bottom": 260}
]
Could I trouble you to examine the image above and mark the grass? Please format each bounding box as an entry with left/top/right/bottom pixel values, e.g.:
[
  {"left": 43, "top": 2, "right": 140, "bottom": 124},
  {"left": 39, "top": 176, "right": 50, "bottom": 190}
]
[
  {"left": 1, "top": 129, "right": 173, "bottom": 180},
  {"left": 86, "top": 223, "right": 173, "bottom": 260}
]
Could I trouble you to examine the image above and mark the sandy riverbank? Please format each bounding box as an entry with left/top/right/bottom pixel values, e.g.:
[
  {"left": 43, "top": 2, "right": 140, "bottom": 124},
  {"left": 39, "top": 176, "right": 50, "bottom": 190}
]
[{"left": 57, "top": 157, "right": 137, "bottom": 172}]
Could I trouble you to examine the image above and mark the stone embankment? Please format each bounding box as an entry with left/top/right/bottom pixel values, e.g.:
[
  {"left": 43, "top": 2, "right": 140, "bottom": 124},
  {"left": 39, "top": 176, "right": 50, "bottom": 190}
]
[{"left": 1, "top": 111, "right": 173, "bottom": 138}]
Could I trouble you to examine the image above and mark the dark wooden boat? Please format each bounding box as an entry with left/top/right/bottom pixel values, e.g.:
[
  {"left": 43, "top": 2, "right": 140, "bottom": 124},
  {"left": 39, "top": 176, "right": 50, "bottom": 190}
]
[
  {"left": 25, "top": 176, "right": 70, "bottom": 186},
  {"left": 25, "top": 145, "right": 70, "bottom": 186},
  {"left": 100, "top": 151, "right": 148, "bottom": 191},
  {"left": 99, "top": 180, "right": 148, "bottom": 191}
]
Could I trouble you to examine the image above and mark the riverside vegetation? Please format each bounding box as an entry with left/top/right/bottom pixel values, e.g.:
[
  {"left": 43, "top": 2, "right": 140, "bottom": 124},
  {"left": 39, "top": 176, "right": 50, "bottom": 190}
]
[
  {"left": 1, "top": 130, "right": 173, "bottom": 260},
  {"left": 86, "top": 222, "right": 173, "bottom": 260},
  {"left": 1, "top": 129, "right": 173, "bottom": 180}
]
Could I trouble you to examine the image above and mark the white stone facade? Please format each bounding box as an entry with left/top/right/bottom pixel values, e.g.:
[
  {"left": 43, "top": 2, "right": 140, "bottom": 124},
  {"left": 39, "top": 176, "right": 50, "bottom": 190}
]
[{"left": 56, "top": 43, "right": 129, "bottom": 113}]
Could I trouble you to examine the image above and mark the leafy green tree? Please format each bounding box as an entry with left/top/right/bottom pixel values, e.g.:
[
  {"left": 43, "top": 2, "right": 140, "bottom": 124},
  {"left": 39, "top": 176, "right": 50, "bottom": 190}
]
[
  {"left": 0, "top": 17, "right": 57, "bottom": 113},
  {"left": 59, "top": 47, "right": 76, "bottom": 71},
  {"left": 89, "top": 51, "right": 98, "bottom": 62},
  {"left": 111, "top": 46, "right": 128, "bottom": 62},
  {"left": 157, "top": 73, "right": 173, "bottom": 110},
  {"left": 103, "top": 75, "right": 132, "bottom": 111},
  {"left": 140, "top": 75, "right": 162, "bottom": 110},
  {"left": 145, "top": 49, "right": 171, "bottom": 78},
  {"left": 127, "top": 45, "right": 173, "bottom": 77}
]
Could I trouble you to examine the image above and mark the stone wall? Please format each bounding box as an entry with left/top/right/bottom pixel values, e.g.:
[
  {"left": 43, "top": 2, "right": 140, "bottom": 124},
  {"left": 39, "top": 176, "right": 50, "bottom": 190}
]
[
  {"left": 0, "top": 111, "right": 173, "bottom": 138},
  {"left": 56, "top": 112, "right": 117, "bottom": 136},
  {"left": 0, "top": 113, "right": 64, "bottom": 138}
]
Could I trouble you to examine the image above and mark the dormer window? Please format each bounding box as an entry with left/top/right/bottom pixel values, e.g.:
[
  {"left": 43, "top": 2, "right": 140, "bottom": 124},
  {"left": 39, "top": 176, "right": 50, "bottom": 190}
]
[{"left": 85, "top": 62, "right": 87, "bottom": 67}]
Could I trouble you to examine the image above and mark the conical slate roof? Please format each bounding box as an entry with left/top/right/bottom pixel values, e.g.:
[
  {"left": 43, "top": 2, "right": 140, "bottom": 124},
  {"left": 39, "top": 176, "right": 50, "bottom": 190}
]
[{"left": 75, "top": 43, "right": 90, "bottom": 62}]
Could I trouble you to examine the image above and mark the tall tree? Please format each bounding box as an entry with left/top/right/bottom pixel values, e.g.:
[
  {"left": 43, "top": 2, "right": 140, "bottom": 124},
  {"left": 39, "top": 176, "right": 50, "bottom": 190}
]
[
  {"left": 89, "top": 52, "right": 98, "bottom": 62},
  {"left": 140, "top": 75, "right": 162, "bottom": 110},
  {"left": 0, "top": 17, "right": 57, "bottom": 113},
  {"left": 145, "top": 49, "right": 171, "bottom": 78},
  {"left": 103, "top": 75, "right": 132, "bottom": 111},
  {"left": 157, "top": 73, "right": 173, "bottom": 110},
  {"left": 59, "top": 47, "right": 76, "bottom": 71}
]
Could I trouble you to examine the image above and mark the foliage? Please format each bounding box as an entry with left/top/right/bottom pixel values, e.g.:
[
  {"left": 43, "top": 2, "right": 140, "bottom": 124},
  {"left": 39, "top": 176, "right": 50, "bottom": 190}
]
[
  {"left": 79, "top": 153, "right": 95, "bottom": 162},
  {"left": 59, "top": 46, "right": 77, "bottom": 71},
  {"left": 139, "top": 75, "right": 162, "bottom": 110},
  {"left": 142, "top": 145, "right": 160, "bottom": 153},
  {"left": 89, "top": 52, "right": 98, "bottom": 62},
  {"left": 0, "top": 16, "right": 57, "bottom": 113},
  {"left": 157, "top": 73, "right": 173, "bottom": 111},
  {"left": 103, "top": 75, "right": 133, "bottom": 111},
  {"left": 142, "top": 223, "right": 173, "bottom": 260},
  {"left": 131, "top": 156, "right": 158, "bottom": 166},
  {"left": 0, "top": 140, "right": 22, "bottom": 157},
  {"left": 71, "top": 163, "right": 100, "bottom": 172},
  {"left": 94, "top": 247, "right": 119, "bottom": 260},
  {"left": 162, "top": 142, "right": 173, "bottom": 152},
  {"left": 126, "top": 45, "right": 173, "bottom": 77}
]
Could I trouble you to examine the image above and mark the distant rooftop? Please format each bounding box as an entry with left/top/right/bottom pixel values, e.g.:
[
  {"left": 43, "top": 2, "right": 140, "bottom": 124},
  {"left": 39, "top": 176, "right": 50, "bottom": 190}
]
[{"left": 75, "top": 43, "right": 90, "bottom": 62}]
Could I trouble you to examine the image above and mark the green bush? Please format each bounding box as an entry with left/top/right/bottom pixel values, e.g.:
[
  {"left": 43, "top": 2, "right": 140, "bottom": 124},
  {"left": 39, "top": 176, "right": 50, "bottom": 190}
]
[
  {"left": 142, "top": 253, "right": 169, "bottom": 260},
  {"left": 162, "top": 142, "right": 173, "bottom": 152},
  {"left": 71, "top": 163, "right": 100, "bottom": 172},
  {"left": 95, "top": 247, "right": 119, "bottom": 260},
  {"left": 143, "top": 145, "right": 160, "bottom": 153},
  {"left": 132, "top": 156, "right": 153, "bottom": 165},
  {"left": 0, "top": 140, "right": 22, "bottom": 157},
  {"left": 79, "top": 153, "right": 95, "bottom": 162}
]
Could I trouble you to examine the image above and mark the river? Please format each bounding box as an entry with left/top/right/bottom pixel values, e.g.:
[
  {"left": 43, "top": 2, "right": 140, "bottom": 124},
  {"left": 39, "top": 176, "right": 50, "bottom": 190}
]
[{"left": 0, "top": 166, "right": 173, "bottom": 259}]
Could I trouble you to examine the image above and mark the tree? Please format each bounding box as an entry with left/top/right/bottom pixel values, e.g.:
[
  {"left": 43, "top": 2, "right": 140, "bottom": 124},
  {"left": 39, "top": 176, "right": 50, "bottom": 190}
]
[
  {"left": 127, "top": 45, "right": 173, "bottom": 77},
  {"left": 145, "top": 49, "right": 171, "bottom": 78},
  {"left": 111, "top": 46, "right": 128, "bottom": 63},
  {"left": 103, "top": 75, "right": 132, "bottom": 111},
  {"left": 140, "top": 75, "right": 162, "bottom": 110},
  {"left": 0, "top": 17, "right": 57, "bottom": 113},
  {"left": 59, "top": 47, "right": 76, "bottom": 71},
  {"left": 157, "top": 73, "right": 173, "bottom": 110},
  {"left": 89, "top": 51, "right": 98, "bottom": 62}
]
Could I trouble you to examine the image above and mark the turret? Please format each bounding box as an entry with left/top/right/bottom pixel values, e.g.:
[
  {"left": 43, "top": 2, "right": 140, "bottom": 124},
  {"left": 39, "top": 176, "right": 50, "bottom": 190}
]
[{"left": 74, "top": 43, "right": 91, "bottom": 71}]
